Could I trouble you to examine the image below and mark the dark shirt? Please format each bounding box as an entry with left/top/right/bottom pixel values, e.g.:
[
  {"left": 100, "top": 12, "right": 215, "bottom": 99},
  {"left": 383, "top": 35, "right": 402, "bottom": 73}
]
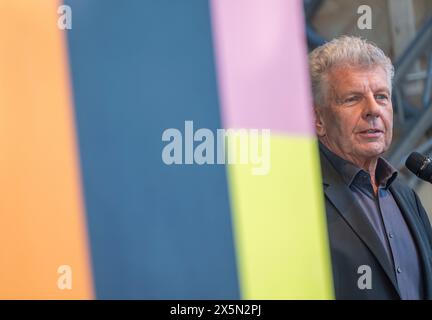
[{"left": 320, "top": 143, "right": 424, "bottom": 299}]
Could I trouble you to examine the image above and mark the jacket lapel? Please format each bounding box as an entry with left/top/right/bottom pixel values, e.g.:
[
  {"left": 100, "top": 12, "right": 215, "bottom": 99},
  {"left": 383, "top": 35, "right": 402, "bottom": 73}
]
[
  {"left": 390, "top": 183, "right": 432, "bottom": 299},
  {"left": 320, "top": 151, "right": 401, "bottom": 297}
]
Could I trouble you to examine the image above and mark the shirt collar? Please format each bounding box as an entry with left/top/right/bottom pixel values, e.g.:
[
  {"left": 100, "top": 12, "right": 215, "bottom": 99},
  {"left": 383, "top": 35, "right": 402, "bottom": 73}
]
[{"left": 319, "top": 142, "right": 398, "bottom": 189}]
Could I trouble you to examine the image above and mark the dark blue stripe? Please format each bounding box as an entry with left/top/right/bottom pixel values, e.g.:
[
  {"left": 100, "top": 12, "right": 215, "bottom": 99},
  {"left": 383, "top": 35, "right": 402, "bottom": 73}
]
[{"left": 65, "top": 0, "right": 239, "bottom": 299}]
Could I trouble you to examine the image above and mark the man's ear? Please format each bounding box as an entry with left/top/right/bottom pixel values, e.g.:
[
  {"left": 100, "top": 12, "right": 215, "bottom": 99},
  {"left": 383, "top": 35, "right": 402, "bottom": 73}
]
[{"left": 314, "top": 106, "right": 326, "bottom": 137}]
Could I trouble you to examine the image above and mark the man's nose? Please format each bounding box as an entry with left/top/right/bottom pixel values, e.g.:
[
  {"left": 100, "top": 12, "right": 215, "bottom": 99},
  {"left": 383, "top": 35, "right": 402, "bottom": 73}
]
[{"left": 362, "top": 94, "right": 381, "bottom": 119}]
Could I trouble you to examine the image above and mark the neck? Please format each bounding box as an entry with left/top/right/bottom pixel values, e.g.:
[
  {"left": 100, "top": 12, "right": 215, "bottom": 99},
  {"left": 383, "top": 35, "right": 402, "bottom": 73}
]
[{"left": 320, "top": 138, "right": 379, "bottom": 194}]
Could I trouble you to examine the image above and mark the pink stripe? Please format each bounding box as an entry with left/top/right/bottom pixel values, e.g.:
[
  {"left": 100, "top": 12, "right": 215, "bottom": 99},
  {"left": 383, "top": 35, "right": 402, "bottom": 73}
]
[{"left": 210, "top": 0, "right": 314, "bottom": 135}]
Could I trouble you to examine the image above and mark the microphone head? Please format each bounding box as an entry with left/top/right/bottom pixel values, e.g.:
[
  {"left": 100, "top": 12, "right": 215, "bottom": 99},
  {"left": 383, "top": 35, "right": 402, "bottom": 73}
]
[
  {"left": 405, "top": 152, "right": 432, "bottom": 183},
  {"left": 405, "top": 152, "right": 426, "bottom": 176}
]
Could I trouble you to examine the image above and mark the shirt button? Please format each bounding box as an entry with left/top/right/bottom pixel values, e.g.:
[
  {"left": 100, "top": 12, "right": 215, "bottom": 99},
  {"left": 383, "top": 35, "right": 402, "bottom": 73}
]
[
  {"left": 397, "top": 267, "right": 402, "bottom": 273},
  {"left": 389, "top": 233, "right": 394, "bottom": 239}
]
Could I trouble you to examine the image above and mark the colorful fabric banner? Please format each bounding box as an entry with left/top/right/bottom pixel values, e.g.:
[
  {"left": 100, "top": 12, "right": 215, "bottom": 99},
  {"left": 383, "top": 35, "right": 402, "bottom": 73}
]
[
  {"left": 211, "top": 0, "right": 333, "bottom": 299},
  {"left": 0, "top": 0, "right": 333, "bottom": 299}
]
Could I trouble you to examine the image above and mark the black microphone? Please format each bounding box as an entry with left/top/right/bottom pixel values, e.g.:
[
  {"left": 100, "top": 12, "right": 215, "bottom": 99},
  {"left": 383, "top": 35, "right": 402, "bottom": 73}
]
[{"left": 405, "top": 152, "right": 432, "bottom": 183}]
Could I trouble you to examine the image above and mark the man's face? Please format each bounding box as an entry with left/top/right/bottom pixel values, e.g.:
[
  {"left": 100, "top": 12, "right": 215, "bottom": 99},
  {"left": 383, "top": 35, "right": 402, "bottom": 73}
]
[{"left": 315, "top": 65, "right": 393, "bottom": 163}]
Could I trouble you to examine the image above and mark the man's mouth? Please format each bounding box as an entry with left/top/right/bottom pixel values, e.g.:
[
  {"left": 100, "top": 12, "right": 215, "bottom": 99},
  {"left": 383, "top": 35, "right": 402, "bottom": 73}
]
[{"left": 358, "top": 128, "right": 384, "bottom": 138}]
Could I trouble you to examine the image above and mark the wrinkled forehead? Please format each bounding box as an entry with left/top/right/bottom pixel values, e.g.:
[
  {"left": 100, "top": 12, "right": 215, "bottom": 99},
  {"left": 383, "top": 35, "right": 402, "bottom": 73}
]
[{"left": 327, "top": 64, "right": 391, "bottom": 94}]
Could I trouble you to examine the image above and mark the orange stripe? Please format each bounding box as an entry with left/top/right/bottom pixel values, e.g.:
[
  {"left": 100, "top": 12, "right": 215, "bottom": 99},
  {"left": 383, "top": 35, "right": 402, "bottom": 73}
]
[{"left": 0, "top": 0, "right": 93, "bottom": 299}]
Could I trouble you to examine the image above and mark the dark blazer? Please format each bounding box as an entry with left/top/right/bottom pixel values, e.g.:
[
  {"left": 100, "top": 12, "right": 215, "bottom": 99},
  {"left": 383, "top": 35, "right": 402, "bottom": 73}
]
[{"left": 320, "top": 149, "right": 432, "bottom": 299}]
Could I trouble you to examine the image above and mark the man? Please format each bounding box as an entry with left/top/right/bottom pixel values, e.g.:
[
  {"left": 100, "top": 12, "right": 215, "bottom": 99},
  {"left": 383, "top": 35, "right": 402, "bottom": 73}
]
[{"left": 309, "top": 36, "right": 432, "bottom": 299}]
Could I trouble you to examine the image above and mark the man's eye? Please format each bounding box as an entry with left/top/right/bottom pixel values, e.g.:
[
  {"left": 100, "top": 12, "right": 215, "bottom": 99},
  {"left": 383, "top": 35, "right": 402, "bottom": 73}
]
[
  {"left": 376, "top": 94, "right": 389, "bottom": 101},
  {"left": 344, "top": 96, "right": 360, "bottom": 104}
]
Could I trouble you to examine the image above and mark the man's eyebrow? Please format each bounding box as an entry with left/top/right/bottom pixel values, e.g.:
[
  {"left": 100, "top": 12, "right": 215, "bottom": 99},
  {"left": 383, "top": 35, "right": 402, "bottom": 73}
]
[
  {"left": 340, "top": 87, "right": 390, "bottom": 96},
  {"left": 373, "top": 87, "right": 390, "bottom": 94},
  {"left": 339, "top": 90, "right": 364, "bottom": 97}
]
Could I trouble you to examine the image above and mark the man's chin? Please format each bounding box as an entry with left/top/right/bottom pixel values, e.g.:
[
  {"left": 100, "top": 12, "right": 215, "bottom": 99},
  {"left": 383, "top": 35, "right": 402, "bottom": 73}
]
[{"left": 358, "top": 144, "right": 387, "bottom": 158}]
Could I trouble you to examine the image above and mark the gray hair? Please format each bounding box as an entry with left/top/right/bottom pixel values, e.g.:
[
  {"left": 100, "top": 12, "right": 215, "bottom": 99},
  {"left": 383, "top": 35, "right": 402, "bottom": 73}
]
[{"left": 308, "top": 35, "right": 394, "bottom": 107}]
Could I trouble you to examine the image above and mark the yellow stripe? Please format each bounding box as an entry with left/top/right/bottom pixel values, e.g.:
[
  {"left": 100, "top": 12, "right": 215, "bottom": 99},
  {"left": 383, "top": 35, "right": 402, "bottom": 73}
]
[
  {"left": 0, "top": 0, "right": 93, "bottom": 299},
  {"left": 227, "top": 134, "right": 334, "bottom": 299}
]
